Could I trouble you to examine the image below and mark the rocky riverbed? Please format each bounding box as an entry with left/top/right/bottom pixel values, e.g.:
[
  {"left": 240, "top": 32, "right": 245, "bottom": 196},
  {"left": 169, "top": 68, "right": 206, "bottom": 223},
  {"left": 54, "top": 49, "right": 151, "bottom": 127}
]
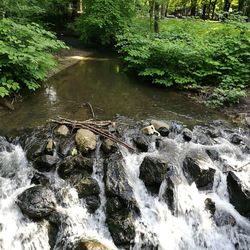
[{"left": 0, "top": 119, "right": 250, "bottom": 249}]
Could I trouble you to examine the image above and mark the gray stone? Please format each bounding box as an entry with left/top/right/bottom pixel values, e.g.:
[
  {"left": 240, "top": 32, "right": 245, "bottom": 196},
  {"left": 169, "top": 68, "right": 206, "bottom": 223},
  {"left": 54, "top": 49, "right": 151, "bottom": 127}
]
[
  {"left": 16, "top": 186, "right": 56, "bottom": 219},
  {"left": 33, "top": 155, "right": 58, "bottom": 172},
  {"left": 139, "top": 156, "right": 169, "bottom": 194},
  {"left": 133, "top": 135, "right": 149, "bottom": 152},
  {"left": 101, "top": 139, "right": 117, "bottom": 154},
  {"left": 182, "top": 128, "right": 193, "bottom": 142},
  {"left": 75, "top": 129, "right": 97, "bottom": 153},
  {"left": 74, "top": 239, "right": 110, "bottom": 250}
]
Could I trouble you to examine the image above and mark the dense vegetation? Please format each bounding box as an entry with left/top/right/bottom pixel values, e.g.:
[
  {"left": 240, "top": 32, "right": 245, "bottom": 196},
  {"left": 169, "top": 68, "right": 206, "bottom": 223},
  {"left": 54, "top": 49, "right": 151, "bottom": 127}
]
[
  {"left": 117, "top": 18, "right": 250, "bottom": 106},
  {"left": 0, "top": 0, "right": 250, "bottom": 106}
]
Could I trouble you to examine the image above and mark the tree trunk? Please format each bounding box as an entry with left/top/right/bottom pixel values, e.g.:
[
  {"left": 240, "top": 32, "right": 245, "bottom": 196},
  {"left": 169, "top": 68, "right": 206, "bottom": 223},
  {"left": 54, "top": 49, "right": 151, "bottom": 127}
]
[
  {"left": 154, "top": 2, "right": 160, "bottom": 33},
  {"left": 191, "top": 0, "right": 197, "bottom": 16},
  {"left": 149, "top": 0, "right": 155, "bottom": 32},
  {"left": 202, "top": 4, "right": 207, "bottom": 20},
  {"left": 211, "top": 0, "right": 218, "bottom": 20},
  {"left": 207, "top": 0, "right": 213, "bottom": 19},
  {"left": 223, "top": 0, "right": 231, "bottom": 12}
]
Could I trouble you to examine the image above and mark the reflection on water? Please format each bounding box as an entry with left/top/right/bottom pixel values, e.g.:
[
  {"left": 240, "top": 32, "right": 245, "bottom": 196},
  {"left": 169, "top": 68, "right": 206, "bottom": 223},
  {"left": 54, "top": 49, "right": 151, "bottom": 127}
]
[{"left": 0, "top": 55, "right": 229, "bottom": 134}]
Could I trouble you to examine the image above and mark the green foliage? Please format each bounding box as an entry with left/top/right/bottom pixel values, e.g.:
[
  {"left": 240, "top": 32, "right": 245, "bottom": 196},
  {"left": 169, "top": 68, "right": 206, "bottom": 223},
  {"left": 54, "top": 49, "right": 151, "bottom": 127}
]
[
  {"left": 76, "top": 0, "right": 136, "bottom": 45},
  {"left": 117, "top": 18, "right": 250, "bottom": 106},
  {"left": 0, "top": 18, "right": 67, "bottom": 97}
]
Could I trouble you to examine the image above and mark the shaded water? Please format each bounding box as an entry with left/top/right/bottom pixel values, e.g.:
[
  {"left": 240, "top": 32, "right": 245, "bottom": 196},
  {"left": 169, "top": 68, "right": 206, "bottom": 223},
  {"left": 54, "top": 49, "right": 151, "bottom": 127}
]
[{"left": 0, "top": 54, "right": 229, "bottom": 134}]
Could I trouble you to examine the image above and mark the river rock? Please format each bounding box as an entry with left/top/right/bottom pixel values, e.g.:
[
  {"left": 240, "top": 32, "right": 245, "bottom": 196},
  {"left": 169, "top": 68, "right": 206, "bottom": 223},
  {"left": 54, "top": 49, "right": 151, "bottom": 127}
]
[
  {"left": 33, "top": 155, "right": 59, "bottom": 172},
  {"left": 101, "top": 139, "right": 117, "bottom": 154},
  {"left": 55, "top": 125, "right": 69, "bottom": 136},
  {"left": 104, "top": 155, "right": 137, "bottom": 208},
  {"left": 58, "top": 137, "right": 77, "bottom": 157},
  {"left": 182, "top": 154, "right": 215, "bottom": 190},
  {"left": 57, "top": 155, "right": 93, "bottom": 181},
  {"left": 230, "top": 134, "right": 242, "bottom": 145},
  {"left": 206, "top": 149, "right": 220, "bottom": 161},
  {"left": 75, "top": 129, "right": 97, "bottom": 154},
  {"left": 133, "top": 135, "right": 149, "bottom": 152},
  {"left": 74, "top": 239, "right": 110, "bottom": 250},
  {"left": 142, "top": 125, "right": 159, "bottom": 136},
  {"left": 204, "top": 198, "right": 216, "bottom": 216},
  {"left": 106, "top": 213, "right": 135, "bottom": 249},
  {"left": 0, "top": 136, "right": 14, "bottom": 153},
  {"left": 139, "top": 156, "right": 169, "bottom": 194},
  {"left": 162, "top": 176, "right": 175, "bottom": 212},
  {"left": 245, "top": 117, "right": 250, "bottom": 127},
  {"left": 151, "top": 120, "right": 170, "bottom": 137},
  {"left": 74, "top": 176, "right": 100, "bottom": 213},
  {"left": 48, "top": 222, "right": 59, "bottom": 249},
  {"left": 46, "top": 138, "right": 55, "bottom": 155},
  {"left": 182, "top": 128, "right": 193, "bottom": 142},
  {"left": 16, "top": 186, "right": 56, "bottom": 219},
  {"left": 31, "top": 172, "right": 50, "bottom": 185},
  {"left": 227, "top": 172, "right": 250, "bottom": 217}
]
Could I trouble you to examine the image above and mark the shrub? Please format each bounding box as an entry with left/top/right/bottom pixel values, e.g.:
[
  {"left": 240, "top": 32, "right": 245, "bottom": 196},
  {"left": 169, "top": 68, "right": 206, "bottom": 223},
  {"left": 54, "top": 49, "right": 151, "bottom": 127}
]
[
  {"left": 0, "top": 18, "right": 67, "bottom": 97},
  {"left": 117, "top": 19, "right": 250, "bottom": 106}
]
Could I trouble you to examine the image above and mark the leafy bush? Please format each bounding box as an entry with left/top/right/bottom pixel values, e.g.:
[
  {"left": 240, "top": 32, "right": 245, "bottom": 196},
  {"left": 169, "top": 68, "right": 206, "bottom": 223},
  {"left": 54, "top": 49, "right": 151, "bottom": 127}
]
[
  {"left": 0, "top": 18, "right": 67, "bottom": 97},
  {"left": 117, "top": 19, "right": 250, "bottom": 106},
  {"left": 75, "top": 0, "right": 136, "bottom": 45}
]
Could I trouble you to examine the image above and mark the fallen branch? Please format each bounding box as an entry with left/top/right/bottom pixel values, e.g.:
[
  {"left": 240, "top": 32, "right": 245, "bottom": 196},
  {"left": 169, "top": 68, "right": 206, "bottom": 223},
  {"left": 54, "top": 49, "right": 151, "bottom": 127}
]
[{"left": 49, "top": 116, "right": 134, "bottom": 151}]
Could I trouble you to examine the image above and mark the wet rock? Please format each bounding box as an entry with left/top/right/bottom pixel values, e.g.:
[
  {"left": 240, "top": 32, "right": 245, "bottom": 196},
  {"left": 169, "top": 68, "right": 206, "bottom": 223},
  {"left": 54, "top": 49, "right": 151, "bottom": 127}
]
[
  {"left": 204, "top": 198, "right": 216, "bottom": 216},
  {"left": 74, "top": 239, "right": 110, "bottom": 250},
  {"left": 106, "top": 197, "right": 124, "bottom": 215},
  {"left": 170, "top": 121, "right": 183, "bottom": 133},
  {"left": 31, "top": 172, "right": 50, "bottom": 185},
  {"left": 46, "top": 138, "right": 55, "bottom": 155},
  {"left": 139, "top": 156, "right": 169, "bottom": 194},
  {"left": 55, "top": 125, "right": 69, "bottom": 136},
  {"left": 74, "top": 176, "right": 100, "bottom": 213},
  {"left": 214, "top": 210, "right": 236, "bottom": 227},
  {"left": 104, "top": 156, "right": 137, "bottom": 209},
  {"left": 193, "top": 129, "right": 214, "bottom": 145},
  {"left": 230, "top": 134, "right": 242, "bottom": 145},
  {"left": 106, "top": 213, "right": 135, "bottom": 249},
  {"left": 162, "top": 176, "right": 175, "bottom": 212},
  {"left": 16, "top": 186, "right": 56, "bottom": 219},
  {"left": 58, "top": 137, "right": 76, "bottom": 157},
  {"left": 245, "top": 117, "right": 250, "bottom": 127},
  {"left": 75, "top": 129, "right": 97, "bottom": 154},
  {"left": 151, "top": 120, "right": 170, "bottom": 137},
  {"left": 133, "top": 135, "right": 149, "bottom": 152},
  {"left": 206, "top": 149, "right": 220, "bottom": 161},
  {"left": 0, "top": 136, "right": 14, "bottom": 153},
  {"left": 142, "top": 125, "right": 159, "bottom": 136},
  {"left": 57, "top": 155, "right": 93, "bottom": 181},
  {"left": 48, "top": 222, "right": 59, "bottom": 249},
  {"left": 33, "top": 155, "right": 59, "bottom": 172},
  {"left": 227, "top": 172, "right": 250, "bottom": 217},
  {"left": 183, "top": 154, "right": 215, "bottom": 190},
  {"left": 101, "top": 139, "right": 117, "bottom": 154},
  {"left": 182, "top": 128, "right": 193, "bottom": 142},
  {"left": 85, "top": 196, "right": 101, "bottom": 213}
]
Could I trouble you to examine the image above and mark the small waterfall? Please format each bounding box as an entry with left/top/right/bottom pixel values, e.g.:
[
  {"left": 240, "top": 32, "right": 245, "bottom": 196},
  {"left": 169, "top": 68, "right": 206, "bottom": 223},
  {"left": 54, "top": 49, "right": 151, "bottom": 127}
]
[{"left": 0, "top": 122, "right": 250, "bottom": 250}]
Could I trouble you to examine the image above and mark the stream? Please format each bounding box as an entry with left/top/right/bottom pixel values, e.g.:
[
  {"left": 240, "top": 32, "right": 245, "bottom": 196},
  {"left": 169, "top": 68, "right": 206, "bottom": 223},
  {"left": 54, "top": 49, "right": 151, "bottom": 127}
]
[{"left": 0, "top": 54, "right": 249, "bottom": 250}]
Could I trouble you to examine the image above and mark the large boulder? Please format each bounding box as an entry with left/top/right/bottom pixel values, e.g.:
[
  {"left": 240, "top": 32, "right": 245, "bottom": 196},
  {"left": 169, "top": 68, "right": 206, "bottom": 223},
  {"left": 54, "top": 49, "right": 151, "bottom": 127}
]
[
  {"left": 74, "top": 239, "right": 110, "bottom": 250},
  {"left": 183, "top": 153, "right": 215, "bottom": 190},
  {"left": 16, "top": 186, "right": 56, "bottom": 219},
  {"left": 33, "top": 155, "right": 59, "bottom": 172},
  {"left": 227, "top": 172, "right": 250, "bottom": 218},
  {"left": 75, "top": 129, "right": 97, "bottom": 154},
  {"left": 57, "top": 155, "right": 93, "bottom": 181},
  {"left": 139, "top": 156, "right": 169, "bottom": 194}
]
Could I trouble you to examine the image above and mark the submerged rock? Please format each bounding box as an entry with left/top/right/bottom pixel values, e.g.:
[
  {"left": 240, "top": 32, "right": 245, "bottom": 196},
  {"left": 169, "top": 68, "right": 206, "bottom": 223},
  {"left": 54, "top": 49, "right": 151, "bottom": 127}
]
[
  {"left": 75, "top": 129, "right": 97, "bottom": 154},
  {"left": 16, "top": 186, "right": 56, "bottom": 219},
  {"left": 204, "top": 198, "right": 216, "bottom": 216},
  {"left": 227, "top": 172, "right": 250, "bottom": 218},
  {"left": 214, "top": 210, "right": 236, "bottom": 227},
  {"left": 162, "top": 176, "right": 175, "bottom": 212},
  {"left": 230, "top": 134, "right": 242, "bottom": 145},
  {"left": 183, "top": 154, "right": 215, "bottom": 190},
  {"left": 139, "top": 156, "right": 169, "bottom": 194},
  {"left": 74, "top": 239, "right": 110, "bottom": 250}
]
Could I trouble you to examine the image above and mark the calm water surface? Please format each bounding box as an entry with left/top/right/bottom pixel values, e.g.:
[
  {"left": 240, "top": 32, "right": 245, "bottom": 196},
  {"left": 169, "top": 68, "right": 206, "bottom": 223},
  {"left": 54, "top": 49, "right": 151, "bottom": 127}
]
[{"left": 0, "top": 54, "right": 229, "bottom": 134}]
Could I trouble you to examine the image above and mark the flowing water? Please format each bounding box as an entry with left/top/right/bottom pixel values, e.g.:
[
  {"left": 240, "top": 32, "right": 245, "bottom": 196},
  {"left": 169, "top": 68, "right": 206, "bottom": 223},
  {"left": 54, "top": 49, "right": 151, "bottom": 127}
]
[
  {"left": 0, "top": 53, "right": 249, "bottom": 249},
  {"left": 0, "top": 125, "right": 250, "bottom": 250}
]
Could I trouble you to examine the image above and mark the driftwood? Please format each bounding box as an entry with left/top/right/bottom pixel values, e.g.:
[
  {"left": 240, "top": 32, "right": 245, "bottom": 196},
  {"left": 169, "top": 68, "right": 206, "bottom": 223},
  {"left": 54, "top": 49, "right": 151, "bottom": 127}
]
[{"left": 49, "top": 116, "right": 134, "bottom": 151}]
